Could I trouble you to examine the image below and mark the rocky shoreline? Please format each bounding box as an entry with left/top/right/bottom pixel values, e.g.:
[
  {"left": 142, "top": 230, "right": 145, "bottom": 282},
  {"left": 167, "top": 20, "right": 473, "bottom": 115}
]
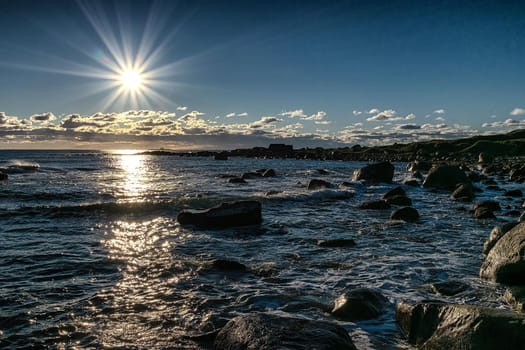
[{"left": 176, "top": 156, "right": 525, "bottom": 349}]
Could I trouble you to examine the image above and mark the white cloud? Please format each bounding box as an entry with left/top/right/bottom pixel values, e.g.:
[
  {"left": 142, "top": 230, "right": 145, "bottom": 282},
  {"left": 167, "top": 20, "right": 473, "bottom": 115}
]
[
  {"left": 435, "top": 116, "right": 446, "bottom": 122},
  {"left": 366, "top": 109, "right": 397, "bottom": 121},
  {"left": 352, "top": 110, "right": 363, "bottom": 116},
  {"left": 482, "top": 118, "right": 525, "bottom": 128},
  {"left": 281, "top": 109, "right": 306, "bottom": 118},
  {"left": 368, "top": 108, "right": 380, "bottom": 114},
  {"left": 433, "top": 109, "right": 446, "bottom": 115},
  {"left": 405, "top": 113, "right": 416, "bottom": 120},
  {"left": 510, "top": 108, "right": 525, "bottom": 116},
  {"left": 30, "top": 112, "right": 56, "bottom": 123},
  {"left": 225, "top": 112, "right": 248, "bottom": 118},
  {"left": 177, "top": 106, "right": 188, "bottom": 111},
  {"left": 303, "top": 111, "right": 327, "bottom": 121},
  {"left": 314, "top": 120, "right": 331, "bottom": 125}
]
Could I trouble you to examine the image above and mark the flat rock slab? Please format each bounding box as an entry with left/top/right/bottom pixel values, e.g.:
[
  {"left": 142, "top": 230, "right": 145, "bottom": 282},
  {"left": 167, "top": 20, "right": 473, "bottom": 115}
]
[
  {"left": 177, "top": 200, "right": 262, "bottom": 229},
  {"left": 396, "top": 301, "right": 525, "bottom": 350},
  {"left": 213, "top": 313, "right": 356, "bottom": 350}
]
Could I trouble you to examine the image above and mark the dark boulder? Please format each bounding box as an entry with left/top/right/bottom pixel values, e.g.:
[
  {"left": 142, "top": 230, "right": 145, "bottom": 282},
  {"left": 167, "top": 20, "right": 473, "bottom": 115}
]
[
  {"left": 451, "top": 183, "right": 475, "bottom": 202},
  {"left": 317, "top": 169, "right": 330, "bottom": 175},
  {"left": 423, "top": 165, "right": 470, "bottom": 190},
  {"left": 241, "top": 172, "right": 262, "bottom": 180},
  {"left": 317, "top": 239, "right": 356, "bottom": 248},
  {"left": 473, "top": 200, "right": 501, "bottom": 212},
  {"left": 504, "top": 189, "right": 523, "bottom": 198},
  {"left": 358, "top": 199, "right": 390, "bottom": 210},
  {"left": 504, "top": 286, "right": 525, "bottom": 312},
  {"left": 331, "top": 288, "right": 388, "bottom": 321},
  {"left": 483, "top": 222, "right": 519, "bottom": 255},
  {"left": 353, "top": 161, "right": 395, "bottom": 183},
  {"left": 473, "top": 207, "right": 496, "bottom": 219},
  {"left": 212, "top": 259, "right": 247, "bottom": 271},
  {"left": 213, "top": 313, "right": 357, "bottom": 350},
  {"left": 382, "top": 186, "right": 406, "bottom": 199},
  {"left": 480, "top": 222, "right": 525, "bottom": 284},
  {"left": 385, "top": 195, "right": 412, "bottom": 206},
  {"left": 390, "top": 207, "right": 419, "bottom": 222},
  {"left": 0, "top": 172, "right": 7, "bottom": 181},
  {"left": 214, "top": 151, "right": 229, "bottom": 160},
  {"left": 228, "top": 177, "right": 247, "bottom": 184},
  {"left": 177, "top": 200, "right": 262, "bottom": 228},
  {"left": 307, "top": 179, "right": 334, "bottom": 190},
  {"left": 404, "top": 179, "right": 420, "bottom": 187},
  {"left": 396, "top": 301, "right": 525, "bottom": 350}
]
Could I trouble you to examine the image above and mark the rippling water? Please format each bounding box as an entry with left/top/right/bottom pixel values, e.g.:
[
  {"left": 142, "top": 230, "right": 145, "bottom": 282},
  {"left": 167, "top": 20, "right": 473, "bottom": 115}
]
[{"left": 0, "top": 150, "right": 519, "bottom": 349}]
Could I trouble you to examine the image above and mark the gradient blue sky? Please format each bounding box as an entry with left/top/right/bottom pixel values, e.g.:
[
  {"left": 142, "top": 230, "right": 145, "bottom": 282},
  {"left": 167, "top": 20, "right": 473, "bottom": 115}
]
[{"left": 1, "top": 0, "right": 524, "bottom": 149}]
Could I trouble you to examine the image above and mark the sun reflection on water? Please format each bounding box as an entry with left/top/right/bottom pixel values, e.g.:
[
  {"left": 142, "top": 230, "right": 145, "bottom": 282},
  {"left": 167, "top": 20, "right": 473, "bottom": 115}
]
[{"left": 117, "top": 153, "right": 149, "bottom": 201}]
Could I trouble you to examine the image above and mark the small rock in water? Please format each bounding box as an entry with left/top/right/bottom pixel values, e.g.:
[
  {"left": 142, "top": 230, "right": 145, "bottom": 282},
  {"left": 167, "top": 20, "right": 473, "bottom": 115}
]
[
  {"left": 451, "top": 182, "right": 474, "bottom": 202},
  {"left": 390, "top": 207, "right": 419, "bottom": 222},
  {"left": 262, "top": 169, "right": 276, "bottom": 177},
  {"left": 353, "top": 161, "right": 395, "bottom": 183},
  {"left": 331, "top": 288, "right": 388, "bottom": 321},
  {"left": 383, "top": 186, "right": 406, "bottom": 199},
  {"left": 404, "top": 179, "right": 420, "bottom": 187},
  {"left": 385, "top": 195, "right": 412, "bottom": 206},
  {"left": 212, "top": 259, "right": 247, "bottom": 271},
  {"left": 474, "top": 207, "right": 496, "bottom": 219},
  {"left": 430, "top": 280, "right": 470, "bottom": 296},
  {"left": 241, "top": 172, "right": 262, "bottom": 180},
  {"left": 504, "top": 189, "right": 523, "bottom": 197},
  {"left": 307, "top": 179, "right": 334, "bottom": 190},
  {"left": 214, "top": 313, "right": 357, "bottom": 350},
  {"left": 177, "top": 200, "right": 262, "bottom": 228},
  {"left": 358, "top": 199, "right": 390, "bottom": 210},
  {"left": 317, "top": 239, "right": 357, "bottom": 248},
  {"left": 228, "top": 177, "right": 246, "bottom": 184},
  {"left": 317, "top": 168, "right": 330, "bottom": 175},
  {"left": 473, "top": 200, "right": 501, "bottom": 212}
]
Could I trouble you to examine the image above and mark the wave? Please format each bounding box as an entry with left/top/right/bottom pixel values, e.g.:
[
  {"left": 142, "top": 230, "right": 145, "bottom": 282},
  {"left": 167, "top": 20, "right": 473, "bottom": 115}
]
[
  {"left": 263, "top": 188, "right": 355, "bottom": 202},
  {"left": 0, "top": 160, "right": 40, "bottom": 174}
]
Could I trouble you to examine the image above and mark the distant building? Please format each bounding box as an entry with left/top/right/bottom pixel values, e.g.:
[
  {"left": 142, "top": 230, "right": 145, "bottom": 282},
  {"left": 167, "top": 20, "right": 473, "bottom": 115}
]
[{"left": 268, "top": 144, "right": 293, "bottom": 153}]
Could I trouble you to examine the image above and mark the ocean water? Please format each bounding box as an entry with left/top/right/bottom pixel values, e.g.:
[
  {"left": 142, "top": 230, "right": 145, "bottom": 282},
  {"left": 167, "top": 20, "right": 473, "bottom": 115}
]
[{"left": 0, "top": 150, "right": 520, "bottom": 349}]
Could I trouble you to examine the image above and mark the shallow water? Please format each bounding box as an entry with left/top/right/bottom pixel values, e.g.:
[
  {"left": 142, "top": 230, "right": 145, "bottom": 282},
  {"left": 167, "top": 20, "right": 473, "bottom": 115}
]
[{"left": 0, "top": 150, "right": 521, "bottom": 349}]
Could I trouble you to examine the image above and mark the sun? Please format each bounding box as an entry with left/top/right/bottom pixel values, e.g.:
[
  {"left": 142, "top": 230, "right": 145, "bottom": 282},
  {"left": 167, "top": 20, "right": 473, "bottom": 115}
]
[{"left": 120, "top": 69, "right": 142, "bottom": 91}]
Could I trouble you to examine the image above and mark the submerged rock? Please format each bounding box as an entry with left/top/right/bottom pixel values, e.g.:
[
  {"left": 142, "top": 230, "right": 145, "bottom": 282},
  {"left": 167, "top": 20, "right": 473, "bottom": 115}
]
[
  {"left": 390, "top": 207, "right": 419, "bottom": 222},
  {"left": 228, "top": 177, "right": 246, "bottom": 184},
  {"left": 430, "top": 280, "right": 470, "bottom": 296},
  {"left": 423, "top": 165, "right": 469, "bottom": 190},
  {"left": 396, "top": 301, "right": 525, "bottom": 350},
  {"left": 358, "top": 199, "right": 390, "bottom": 210},
  {"left": 0, "top": 172, "right": 7, "bottom": 181},
  {"left": 214, "top": 151, "right": 228, "bottom": 160},
  {"left": 211, "top": 259, "right": 247, "bottom": 271},
  {"left": 480, "top": 222, "right": 525, "bottom": 284},
  {"left": 177, "top": 200, "right": 262, "bottom": 228},
  {"left": 385, "top": 195, "right": 412, "bottom": 206},
  {"left": 331, "top": 288, "right": 388, "bottom": 321},
  {"left": 317, "top": 239, "right": 357, "bottom": 248},
  {"left": 262, "top": 169, "right": 276, "bottom": 177},
  {"left": 473, "top": 200, "right": 501, "bottom": 212},
  {"left": 307, "top": 179, "right": 334, "bottom": 190},
  {"left": 383, "top": 186, "right": 406, "bottom": 199},
  {"left": 474, "top": 207, "right": 496, "bottom": 219},
  {"left": 213, "top": 313, "right": 357, "bottom": 350},
  {"left": 353, "top": 161, "right": 395, "bottom": 183}
]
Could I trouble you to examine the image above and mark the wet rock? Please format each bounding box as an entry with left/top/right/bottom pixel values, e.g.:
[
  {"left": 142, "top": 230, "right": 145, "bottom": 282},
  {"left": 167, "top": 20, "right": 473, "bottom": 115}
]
[
  {"left": 480, "top": 222, "right": 525, "bottom": 284},
  {"left": 423, "top": 164, "right": 470, "bottom": 190},
  {"left": 483, "top": 222, "right": 519, "bottom": 255},
  {"left": 383, "top": 186, "right": 406, "bottom": 199},
  {"left": 213, "top": 313, "right": 357, "bottom": 350},
  {"left": 504, "top": 189, "right": 523, "bottom": 197},
  {"left": 353, "top": 161, "right": 395, "bottom": 183},
  {"left": 504, "top": 286, "right": 525, "bottom": 312},
  {"left": 521, "top": 211, "right": 525, "bottom": 222},
  {"left": 317, "top": 239, "right": 356, "bottom": 248},
  {"left": 413, "top": 171, "right": 424, "bottom": 179},
  {"left": 358, "top": 199, "right": 390, "bottom": 210},
  {"left": 212, "top": 259, "right": 247, "bottom": 271},
  {"left": 265, "top": 190, "right": 282, "bottom": 196},
  {"left": 407, "top": 160, "right": 432, "bottom": 172},
  {"left": 430, "top": 280, "right": 470, "bottom": 296},
  {"left": 396, "top": 301, "right": 525, "bottom": 350},
  {"left": 331, "top": 288, "right": 388, "bottom": 321},
  {"left": 510, "top": 165, "right": 525, "bottom": 182},
  {"left": 0, "top": 172, "right": 7, "bottom": 181},
  {"left": 307, "top": 179, "right": 334, "bottom": 190},
  {"left": 228, "top": 177, "right": 246, "bottom": 184},
  {"left": 177, "top": 200, "right": 262, "bottom": 228},
  {"left": 385, "top": 195, "right": 412, "bottom": 206},
  {"left": 241, "top": 172, "right": 262, "bottom": 180},
  {"left": 262, "top": 169, "right": 276, "bottom": 177},
  {"left": 473, "top": 200, "right": 501, "bottom": 213},
  {"left": 390, "top": 207, "right": 419, "bottom": 222},
  {"left": 451, "top": 183, "right": 475, "bottom": 202},
  {"left": 404, "top": 179, "right": 420, "bottom": 187},
  {"left": 317, "top": 169, "right": 330, "bottom": 175},
  {"left": 474, "top": 207, "right": 496, "bottom": 219},
  {"left": 214, "top": 151, "right": 228, "bottom": 160}
]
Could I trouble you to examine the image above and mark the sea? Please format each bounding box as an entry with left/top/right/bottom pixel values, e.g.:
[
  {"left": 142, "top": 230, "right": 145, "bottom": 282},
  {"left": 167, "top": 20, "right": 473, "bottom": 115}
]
[{"left": 0, "top": 150, "right": 521, "bottom": 349}]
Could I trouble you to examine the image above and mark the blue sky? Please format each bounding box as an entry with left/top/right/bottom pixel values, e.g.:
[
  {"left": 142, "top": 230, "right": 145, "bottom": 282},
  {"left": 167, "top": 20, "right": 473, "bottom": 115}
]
[{"left": 1, "top": 0, "right": 524, "bottom": 149}]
